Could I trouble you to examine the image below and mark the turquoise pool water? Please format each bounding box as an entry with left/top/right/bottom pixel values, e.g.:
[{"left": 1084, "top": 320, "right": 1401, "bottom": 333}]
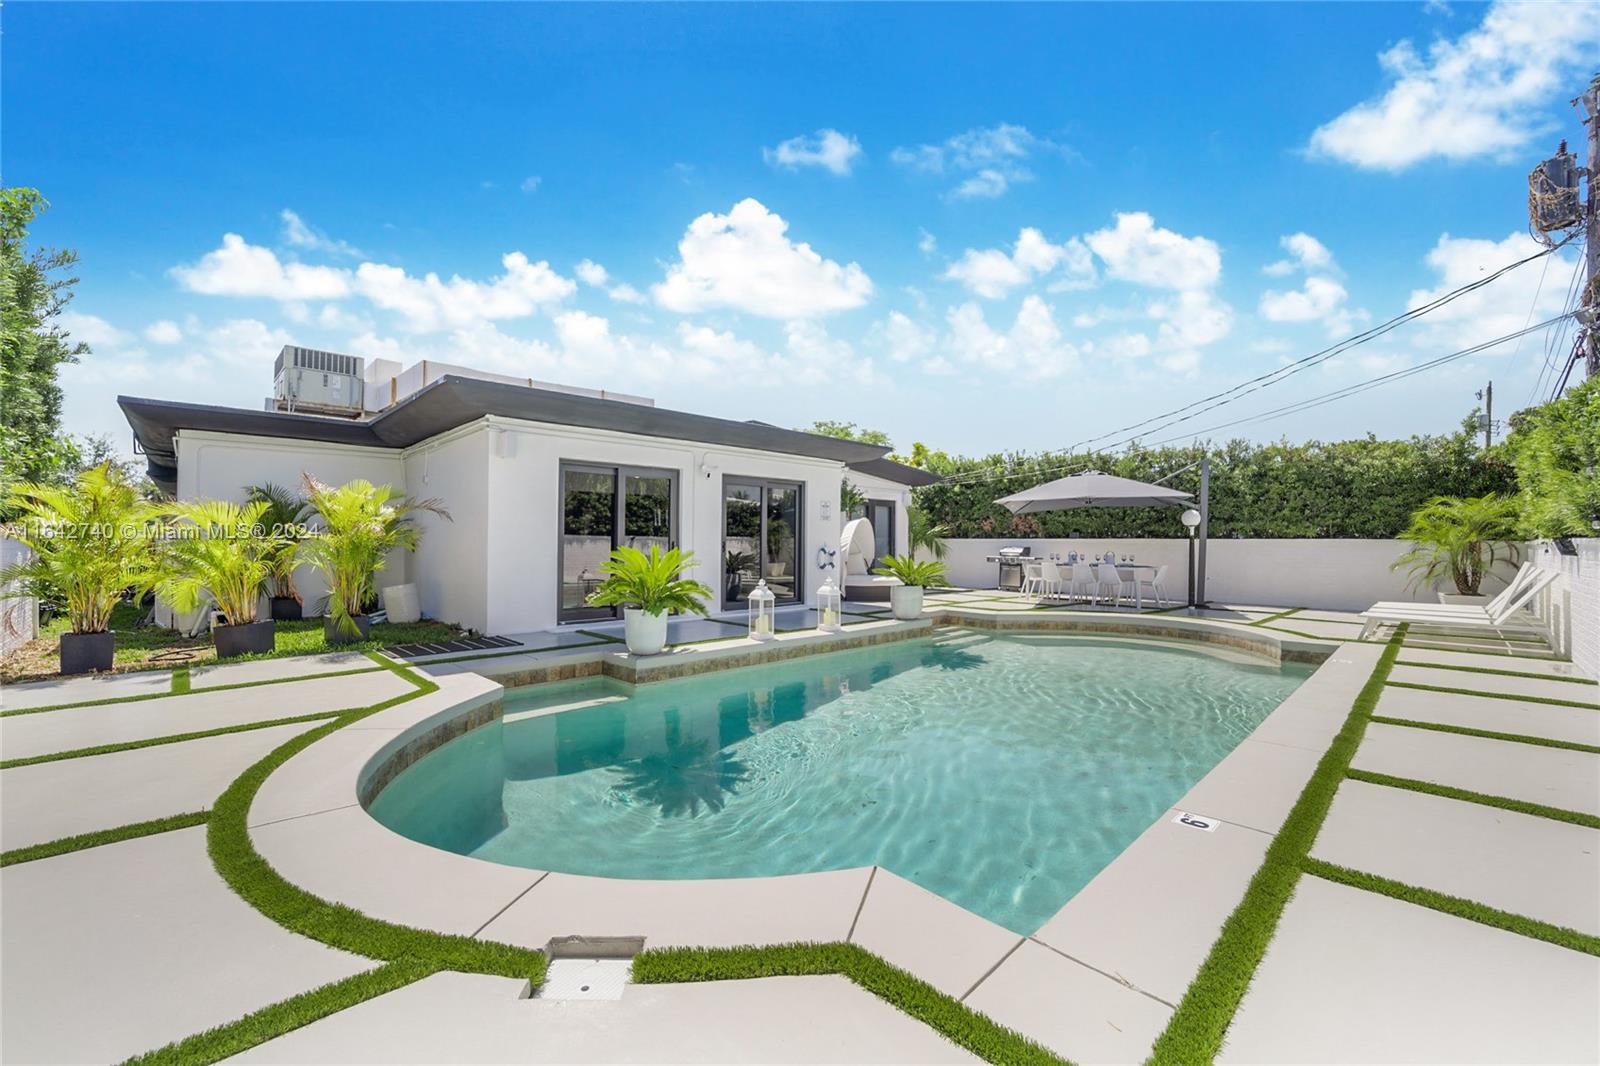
[{"left": 370, "top": 631, "right": 1312, "bottom": 934}]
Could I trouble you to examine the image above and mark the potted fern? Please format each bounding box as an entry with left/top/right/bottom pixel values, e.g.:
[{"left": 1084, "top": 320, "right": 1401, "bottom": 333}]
[
  {"left": 872, "top": 554, "right": 948, "bottom": 620},
  {"left": 1392, "top": 494, "right": 1521, "bottom": 604},
  {"left": 587, "top": 545, "right": 712, "bottom": 655},
  {"left": 297, "top": 476, "right": 449, "bottom": 644},
  {"left": 246, "top": 482, "right": 308, "bottom": 620},
  {"left": 156, "top": 499, "right": 283, "bottom": 657},
  {"left": 0, "top": 463, "right": 157, "bottom": 674}
]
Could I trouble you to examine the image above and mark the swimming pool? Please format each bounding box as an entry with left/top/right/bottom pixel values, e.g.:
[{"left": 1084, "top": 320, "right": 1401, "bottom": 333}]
[{"left": 369, "top": 630, "right": 1312, "bottom": 934}]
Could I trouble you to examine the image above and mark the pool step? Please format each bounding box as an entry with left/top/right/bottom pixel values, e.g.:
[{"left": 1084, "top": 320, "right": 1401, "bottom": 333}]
[{"left": 505, "top": 694, "right": 628, "bottom": 722}]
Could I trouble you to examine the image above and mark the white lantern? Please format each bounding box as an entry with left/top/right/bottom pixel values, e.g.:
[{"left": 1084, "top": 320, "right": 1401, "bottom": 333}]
[
  {"left": 748, "top": 579, "right": 776, "bottom": 641},
  {"left": 816, "top": 577, "right": 843, "bottom": 633}
]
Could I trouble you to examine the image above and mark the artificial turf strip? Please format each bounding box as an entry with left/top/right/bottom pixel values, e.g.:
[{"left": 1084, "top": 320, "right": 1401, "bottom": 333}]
[
  {"left": 0, "top": 709, "right": 347, "bottom": 769},
  {"left": 1368, "top": 714, "right": 1600, "bottom": 754},
  {"left": 632, "top": 942, "right": 1068, "bottom": 1066},
  {"left": 1344, "top": 768, "right": 1600, "bottom": 830},
  {"left": 1248, "top": 607, "right": 1304, "bottom": 627},
  {"left": 121, "top": 959, "right": 439, "bottom": 1066},
  {"left": 170, "top": 667, "right": 191, "bottom": 694},
  {"left": 1385, "top": 679, "right": 1600, "bottom": 710},
  {"left": 1392, "top": 659, "right": 1599, "bottom": 686},
  {"left": 0, "top": 809, "right": 211, "bottom": 868},
  {"left": 1302, "top": 858, "right": 1600, "bottom": 957},
  {"left": 1143, "top": 625, "right": 1408, "bottom": 1066},
  {"left": 0, "top": 663, "right": 389, "bottom": 718}
]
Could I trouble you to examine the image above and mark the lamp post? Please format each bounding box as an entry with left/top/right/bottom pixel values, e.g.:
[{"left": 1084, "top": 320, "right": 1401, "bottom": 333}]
[{"left": 1180, "top": 508, "right": 1201, "bottom": 609}]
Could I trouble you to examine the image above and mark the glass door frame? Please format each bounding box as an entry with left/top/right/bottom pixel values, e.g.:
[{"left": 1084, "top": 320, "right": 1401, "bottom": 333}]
[
  {"left": 721, "top": 476, "right": 804, "bottom": 609},
  {"left": 865, "top": 499, "right": 896, "bottom": 569},
  {"left": 557, "top": 461, "right": 679, "bottom": 624}
]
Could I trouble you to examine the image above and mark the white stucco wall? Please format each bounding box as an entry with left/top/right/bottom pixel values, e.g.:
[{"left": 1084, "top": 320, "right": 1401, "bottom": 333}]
[
  {"left": 937, "top": 537, "right": 1518, "bottom": 613},
  {"left": 401, "top": 425, "right": 490, "bottom": 633},
  {"left": 1530, "top": 538, "right": 1599, "bottom": 677},
  {"left": 845, "top": 471, "right": 912, "bottom": 562}
]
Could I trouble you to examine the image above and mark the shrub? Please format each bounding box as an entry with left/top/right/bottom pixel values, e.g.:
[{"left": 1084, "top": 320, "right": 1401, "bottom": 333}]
[
  {"left": 1504, "top": 376, "right": 1600, "bottom": 538},
  {"left": 1390, "top": 494, "right": 1520, "bottom": 595},
  {"left": 586, "top": 545, "right": 712, "bottom": 616},
  {"left": 155, "top": 499, "right": 286, "bottom": 626},
  {"left": 872, "top": 554, "right": 948, "bottom": 587}
]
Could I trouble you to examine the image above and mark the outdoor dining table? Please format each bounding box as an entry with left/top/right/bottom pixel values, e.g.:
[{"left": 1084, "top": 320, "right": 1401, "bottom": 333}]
[{"left": 1030, "top": 561, "right": 1163, "bottom": 609}]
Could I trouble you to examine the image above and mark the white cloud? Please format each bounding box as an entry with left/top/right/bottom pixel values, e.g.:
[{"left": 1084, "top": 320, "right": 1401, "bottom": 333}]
[
  {"left": 1149, "top": 289, "right": 1235, "bottom": 350},
  {"left": 944, "top": 228, "right": 1094, "bottom": 299},
  {"left": 354, "top": 252, "right": 576, "bottom": 332},
  {"left": 1263, "top": 233, "right": 1336, "bottom": 276},
  {"left": 763, "top": 129, "right": 862, "bottom": 176},
  {"left": 652, "top": 198, "right": 872, "bottom": 318},
  {"left": 1257, "top": 232, "right": 1363, "bottom": 336},
  {"left": 1260, "top": 275, "right": 1349, "bottom": 323},
  {"left": 1085, "top": 213, "right": 1221, "bottom": 291},
  {"left": 918, "top": 229, "right": 937, "bottom": 256},
  {"left": 946, "top": 295, "right": 1080, "bottom": 377},
  {"left": 1308, "top": 1, "right": 1600, "bottom": 170},
  {"left": 575, "top": 259, "right": 610, "bottom": 287},
  {"left": 143, "top": 319, "right": 183, "bottom": 344},
  {"left": 520, "top": 176, "right": 542, "bottom": 194},
  {"left": 171, "top": 234, "right": 354, "bottom": 301},
  {"left": 57, "top": 312, "right": 132, "bottom": 349},
  {"left": 607, "top": 283, "right": 646, "bottom": 305},
  {"left": 1405, "top": 230, "right": 1578, "bottom": 348},
  {"left": 891, "top": 123, "right": 1057, "bottom": 200},
  {"left": 280, "top": 210, "right": 361, "bottom": 257},
  {"left": 870, "top": 311, "right": 937, "bottom": 364}
]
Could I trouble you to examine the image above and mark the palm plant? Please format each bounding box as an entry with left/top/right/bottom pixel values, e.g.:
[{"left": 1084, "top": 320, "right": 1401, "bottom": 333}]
[
  {"left": 587, "top": 545, "right": 713, "bottom": 616},
  {"left": 297, "top": 476, "right": 450, "bottom": 637},
  {"left": 0, "top": 462, "right": 156, "bottom": 635},
  {"left": 872, "top": 554, "right": 948, "bottom": 588},
  {"left": 1391, "top": 494, "right": 1521, "bottom": 596},
  {"left": 155, "top": 499, "right": 282, "bottom": 626},
  {"left": 908, "top": 506, "right": 950, "bottom": 560},
  {"left": 245, "top": 482, "right": 308, "bottom": 602}
]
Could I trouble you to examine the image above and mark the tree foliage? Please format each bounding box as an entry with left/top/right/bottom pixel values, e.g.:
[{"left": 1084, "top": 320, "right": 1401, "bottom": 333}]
[
  {"left": 1503, "top": 376, "right": 1600, "bottom": 538},
  {"left": 913, "top": 431, "right": 1515, "bottom": 539},
  {"left": 1390, "top": 493, "right": 1521, "bottom": 595},
  {"left": 804, "top": 420, "right": 893, "bottom": 448}
]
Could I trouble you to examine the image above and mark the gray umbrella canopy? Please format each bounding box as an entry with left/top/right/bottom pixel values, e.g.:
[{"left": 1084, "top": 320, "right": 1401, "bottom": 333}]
[{"left": 996, "top": 470, "right": 1193, "bottom": 514}]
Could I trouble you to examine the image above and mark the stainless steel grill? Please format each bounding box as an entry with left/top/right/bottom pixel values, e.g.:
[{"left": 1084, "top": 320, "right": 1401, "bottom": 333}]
[{"left": 986, "top": 546, "right": 1031, "bottom": 591}]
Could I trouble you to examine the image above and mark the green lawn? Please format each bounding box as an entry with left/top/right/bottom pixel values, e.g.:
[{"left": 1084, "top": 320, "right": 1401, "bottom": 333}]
[{"left": 4, "top": 602, "right": 465, "bottom": 684}]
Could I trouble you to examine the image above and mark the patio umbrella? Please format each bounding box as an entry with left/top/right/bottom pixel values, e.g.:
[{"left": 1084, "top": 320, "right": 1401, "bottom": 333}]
[{"left": 996, "top": 470, "right": 1192, "bottom": 514}]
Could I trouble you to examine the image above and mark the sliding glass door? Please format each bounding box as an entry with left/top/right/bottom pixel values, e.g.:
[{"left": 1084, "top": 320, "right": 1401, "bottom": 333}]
[
  {"left": 722, "top": 478, "right": 802, "bottom": 607},
  {"left": 559, "top": 463, "right": 677, "bottom": 623}
]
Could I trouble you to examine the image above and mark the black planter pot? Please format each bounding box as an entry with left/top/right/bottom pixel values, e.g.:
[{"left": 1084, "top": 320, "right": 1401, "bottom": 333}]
[
  {"left": 269, "top": 596, "right": 303, "bottom": 621},
  {"left": 60, "top": 631, "right": 115, "bottom": 675},
  {"left": 324, "top": 613, "right": 372, "bottom": 645},
  {"left": 214, "top": 619, "right": 276, "bottom": 658}
]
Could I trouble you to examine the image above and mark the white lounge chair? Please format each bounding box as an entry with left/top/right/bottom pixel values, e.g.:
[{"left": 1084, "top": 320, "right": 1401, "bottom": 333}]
[
  {"left": 839, "top": 518, "right": 901, "bottom": 602},
  {"left": 1357, "top": 566, "right": 1558, "bottom": 641}
]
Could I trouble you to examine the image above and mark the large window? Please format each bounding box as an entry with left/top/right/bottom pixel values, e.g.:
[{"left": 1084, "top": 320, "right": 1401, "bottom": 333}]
[
  {"left": 559, "top": 463, "right": 677, "bottom": 622},
  {"left": 722, "top": 478, "right": 802, "bottom": 607}
]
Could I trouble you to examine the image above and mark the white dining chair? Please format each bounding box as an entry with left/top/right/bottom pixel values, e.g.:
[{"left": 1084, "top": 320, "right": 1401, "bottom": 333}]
[
  {"left": 1020, "top": 559, "right": 1045, "bottom": 601},
  {"left": 1036, "top": 558, "right": 1064, "bottom": 602},
  {"left": 1068, "top": 562, "right": 1097, "bottom": 604},
  {"left": 1093, "top": 562, "right": 1123, "bottom": 607},
  {"left": 1134, "top": 564, "right": 1170, "bottom": 608}
]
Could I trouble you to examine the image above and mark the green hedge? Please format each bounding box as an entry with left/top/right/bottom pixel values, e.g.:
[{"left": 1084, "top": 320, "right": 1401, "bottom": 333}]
[
  {"left": 1503, "top": 375, "right": 1600, "bottom": 538},
  {"left": 915, "top": 433, "right": 1514, "bottom": 539}
]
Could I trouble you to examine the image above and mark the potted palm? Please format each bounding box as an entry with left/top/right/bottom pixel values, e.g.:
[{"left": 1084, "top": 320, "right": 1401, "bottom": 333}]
[
  {"left": 872, "top": 554, "right": 948, "bottom": 620},
  {"left": 0, "top": 463, "right": 156, "bottom": 674},
  {"left": 1392, "top": 494, "right": 1521, "bottom": 604},
  {"left": 587, "top": 545, "right": 712, "bottom": 655},
  {"left": 297, "top": 476, "right": 449, "bottom": 644},
  {"left": 156, "top": 499, "right": 283, "bottom": 657},
  {"left": 246, "top": 482, "right": 308, "bottom": 620}
]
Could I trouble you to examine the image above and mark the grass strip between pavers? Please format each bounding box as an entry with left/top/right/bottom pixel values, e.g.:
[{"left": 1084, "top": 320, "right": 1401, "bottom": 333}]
[
  {"left": 0, "top": 710, "right": 347, "bottom": 769},
  {"left": 1248, "top": 607, "right": 1304, "bottom": 627},
  {"left": 0, "top": 663, "right": 389, "bottom": 718},
  {"left": 1303, "top": 858, "right": 1600, "bottom": 957},
  {"left": 123, "top": 959, "right": 440, "bottom": 1066},
  {"left": 1143, "top": 625, "right": 1407, "bottom": 1066},
  {"left": 1368, "top": 714, "right": 1600, "bottom": 754},
  {"left": 0, "top": 810, "right": 210, "bottom": 868},
  {"left": 1393, "top": 659, "right": 1598, "bottom": 686},
  {"left": 1385, "top": 679, "right": 1600, "bottom": 711},
  {"left": 1345, "top": 768, "right": 1600, "bottom": 830},
  {"left": 170, "top": 667, "right": 191, "bottom": 694},
  {"left": 632, "top": 942, "right": 1067, "bottom": 1065}
]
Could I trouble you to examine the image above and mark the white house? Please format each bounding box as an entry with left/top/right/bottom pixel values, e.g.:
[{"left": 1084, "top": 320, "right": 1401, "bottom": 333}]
[{"left": 119, "top": 346, "right": 937, "bottom": 635}]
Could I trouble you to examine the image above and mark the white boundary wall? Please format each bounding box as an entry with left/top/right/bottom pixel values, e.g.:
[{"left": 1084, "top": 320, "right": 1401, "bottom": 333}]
[
  {"left": 1530, "top": 538, "right": 1599, "bottom": 678},
  {"left": 936, "top": 537, "right": 1517, "bottom": 613}
]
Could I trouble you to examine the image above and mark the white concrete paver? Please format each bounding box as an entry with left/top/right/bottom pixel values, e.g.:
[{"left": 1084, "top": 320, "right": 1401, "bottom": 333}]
[
  {"left": 231, "top": 971, "right": 979, "bottom": 1064},
  {"left": 190, "top": 650, "right": 381, "bottom": 687},
  {"left": 1, "top": 721, "right": 321, "bottom": 850},
  {"left": 1374, "top": 683, "right": 1600, "bottom": 747},
  {"left": 1172, "top": 739, "right": 1322, "bottom": 835},
  {"left": 1033, "top": 809, "right": 1269, "bottom": 1005},
  {"left": 848, "top": 869, "right": 1021, "bottom": 999},
  {"left": 479, "top": 868, "right": 872, "bottom": 950},
  {"left": 1258, "top": 617, "right": 1364, "bottom": 639},
  {"left": 1389, "top": 662, "right": 1600, "bottom": 704},
  {"left": 0, "top": 669, "right": 413, "bottom": 760},
  {"left": 1, "top": 667, "right": 173, "bottom": 710},
  {"left": 1245, "top": 644, "right": 1380, "bottom": 753},
  {"left": 1219, "top": 876, "right": 1600, "bottom": 1065},
  {"left": 963, "top": 939, "right": 1171, "bottom": 1065},
  {"left": 1396, "top": 646, "right": 1594, "bottom": 677},
  {"left": 0, "top": 827, "right": 370, "bottom": 1065},
  {"left": 1352, "top": 722, "right": 1600, "bottom": 816},
  {"left": 1313, "top": 779, "right": 1600, "bottom": 935}
]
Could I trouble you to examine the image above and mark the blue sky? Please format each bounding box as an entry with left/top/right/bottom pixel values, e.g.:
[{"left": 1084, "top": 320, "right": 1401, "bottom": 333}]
[{"left": 9, "top": 1, "right": 1597, "bottom": 458}]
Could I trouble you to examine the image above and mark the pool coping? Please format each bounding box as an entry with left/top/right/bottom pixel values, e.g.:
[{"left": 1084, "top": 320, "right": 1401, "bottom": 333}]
[{"left": 247, "top": 613, "right": 1363, "bottom": 1062}]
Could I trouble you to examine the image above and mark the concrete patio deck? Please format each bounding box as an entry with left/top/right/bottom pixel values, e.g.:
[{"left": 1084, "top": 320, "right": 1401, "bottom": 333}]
[{"left": 1, "top": 597, "right": 1595, "bottom": 1064}]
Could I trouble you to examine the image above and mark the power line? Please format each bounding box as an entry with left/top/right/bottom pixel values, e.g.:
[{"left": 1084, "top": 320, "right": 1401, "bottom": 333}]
[{"left": 1528, "top": 248, "right": 1586, "bottom": 404}]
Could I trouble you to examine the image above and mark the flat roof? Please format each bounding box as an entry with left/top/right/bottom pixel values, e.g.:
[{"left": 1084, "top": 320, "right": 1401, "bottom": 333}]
[
  {"left": 120, "top": 375, "right": 890, "bottom": 493},
  {"left": 843, "top": 457, "right": 943, "bottom": 487}
]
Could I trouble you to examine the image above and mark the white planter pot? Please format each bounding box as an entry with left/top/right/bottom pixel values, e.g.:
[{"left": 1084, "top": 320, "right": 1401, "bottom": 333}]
[
  {"left": 623, "top": 608, "right": 669, "bottom": 656},
  {"left": 889, "top": 585, "right": 924, "bottom": 620},
  {"left": 1438, "top": 592, "right": 1491, "bottom": 606}
]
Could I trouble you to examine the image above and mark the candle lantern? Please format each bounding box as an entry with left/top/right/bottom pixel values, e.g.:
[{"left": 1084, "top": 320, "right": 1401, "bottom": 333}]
[
  {"left": 817, "top": 577, "right": 844, "bottom": 632},
  {"left": 748, "top": 579, "right": 776, "bottom": 641}
]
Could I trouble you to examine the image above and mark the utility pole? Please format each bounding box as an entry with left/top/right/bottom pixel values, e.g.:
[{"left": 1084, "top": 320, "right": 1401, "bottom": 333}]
[
  {"left": 1528, "top": 74, "right": 1598, "bottom": 385},
  {"left": 1583, "top": 75, "right": 1599, "bottom": 379},
  {"left": 1477, "top": 381, "right": 1493, "bottom": 448}
]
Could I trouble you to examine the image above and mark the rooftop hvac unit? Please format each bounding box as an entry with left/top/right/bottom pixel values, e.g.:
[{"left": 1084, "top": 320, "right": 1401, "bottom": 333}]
[{"left": 273, "top": 346, "right": 365, "bottom": 415}]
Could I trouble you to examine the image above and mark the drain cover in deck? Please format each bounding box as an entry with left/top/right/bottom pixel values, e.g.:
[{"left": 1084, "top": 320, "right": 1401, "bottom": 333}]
[{"left": 537, "top": 957, "right": 631, "bottom": 1000}]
